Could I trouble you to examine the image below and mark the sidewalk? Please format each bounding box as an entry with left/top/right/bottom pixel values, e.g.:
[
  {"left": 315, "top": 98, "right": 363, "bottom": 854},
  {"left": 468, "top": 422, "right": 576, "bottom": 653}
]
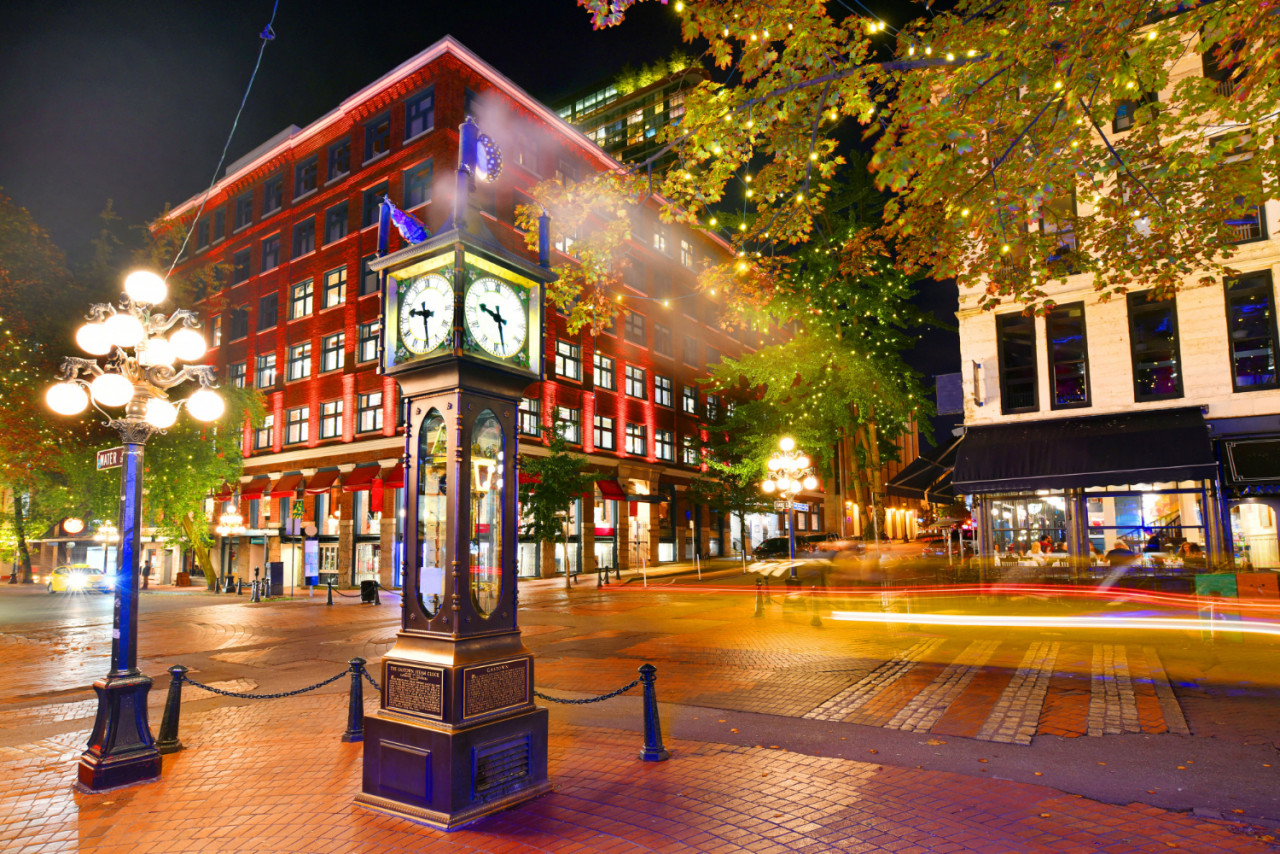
[{"left": 2, "top": 689, "right": 1275, "bottom": 853}]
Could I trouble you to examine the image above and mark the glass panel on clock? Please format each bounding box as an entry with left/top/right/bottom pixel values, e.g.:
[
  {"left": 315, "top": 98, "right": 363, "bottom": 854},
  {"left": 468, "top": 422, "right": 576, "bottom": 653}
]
[
  {"left": 470, "top": 410, "right": 503, "bottom": 617},
  {"left": 417, "top": 410, "right": 447, "bottom": 617}
]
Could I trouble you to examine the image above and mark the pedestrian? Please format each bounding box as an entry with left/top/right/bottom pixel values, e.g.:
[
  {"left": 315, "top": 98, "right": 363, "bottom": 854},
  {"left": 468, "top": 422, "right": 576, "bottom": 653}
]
[
  {"left": 1106, "top": 540, "right": 1138, "bottom": 569},
  {"left": 142, "top": 560, "right": 152, "bottom": 590}
]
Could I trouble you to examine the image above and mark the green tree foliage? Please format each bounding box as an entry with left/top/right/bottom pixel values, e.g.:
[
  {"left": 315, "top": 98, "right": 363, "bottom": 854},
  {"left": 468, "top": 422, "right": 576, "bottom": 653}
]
[{"left": 518, "top": 432, "right": 602, "bottom": 590}]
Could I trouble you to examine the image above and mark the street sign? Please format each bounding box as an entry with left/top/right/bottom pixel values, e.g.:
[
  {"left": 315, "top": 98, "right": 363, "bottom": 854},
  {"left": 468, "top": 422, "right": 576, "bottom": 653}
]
[
  {"left": 774, "top": 501, "right": 790, "bottom": 511},
  {"left": 96, "top": 447, "right": 125, "bottom": 470},
  {"left": 791, "top": 502, "right": 810, "bottom": 513}
]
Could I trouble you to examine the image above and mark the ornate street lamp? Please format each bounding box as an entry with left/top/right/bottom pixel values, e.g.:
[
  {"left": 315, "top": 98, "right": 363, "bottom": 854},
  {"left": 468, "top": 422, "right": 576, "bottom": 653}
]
[
  {"left": 215, "top": 504, "right": 246, "bottom": 538},
  {"left": 760, "top": 437, "right": 819, "bottom": 580},
  {"left": 45, "top": 269, "right": 223, "bottom": 792}
]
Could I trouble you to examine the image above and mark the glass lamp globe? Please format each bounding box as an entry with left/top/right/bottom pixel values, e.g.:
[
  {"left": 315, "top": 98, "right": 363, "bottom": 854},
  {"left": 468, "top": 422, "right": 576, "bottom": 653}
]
[
  {"left": 90, "top": 373, "right": 133, "bottom": 407},
  {"left": 139, "top": 336, "right": 176, "bottom": 367},
  {"left": 124, "top": 270, "right": 168, "bottom": 305},
  {"left": 75, "top": 323, "right": 112, "bottom": 356},
  {"left": 761, "top": 480, "right": 776, "bottom": 494},
  {"left": 767, "top": 456, "right": 783, "bottom": 471},
  {"left": 104, "top": 313, "right": 145, "bottom": 349},
  {"left": 169, "top": 328, "right": 207, "bottom": 362},
  {"left": 802, "top": 475, "right": 819, "bottom": 490},
  {"left": 144, "top": 398, "right": 178, "bottom": 429},
  {"left": 46, "top": 382, "right": 89, "bottom": 415},
  {"left": 796, "top": 455, "right": 810, "bottom": 470},
  {"left": 779, "top": 437, "right": 796, "bottom": 452},
  {"left": 187, "top": 388, "right": 225, "bottom": 422}
]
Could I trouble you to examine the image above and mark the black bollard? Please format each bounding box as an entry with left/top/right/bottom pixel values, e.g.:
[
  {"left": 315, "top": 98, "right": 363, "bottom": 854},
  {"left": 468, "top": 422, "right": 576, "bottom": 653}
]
[
  {"left": 326, "top": 581, "right": 334, "bottom": 606},
  {"left": 236, "top": 578, "right": 244, "bottom": 596},
  {"left": 754, "top": 577, "right": 764, "bottom": 617},
  {"left": 156, "top": 664, "right": 188, "bottom": 754},
  {"left": 373, "top": 581, "right": 381, "bottom": 606},
  {"left": 614, "top": 564, "right": 621, "bottom": 583},
  {"left": 342, "top": 657, "right": 366, "bottom": 743},
  {"left": 638, "top": 663, "right": 670, "bottom": 761},
  {"left": 810, "top": 585, "right": 823, "bottom": 628}
]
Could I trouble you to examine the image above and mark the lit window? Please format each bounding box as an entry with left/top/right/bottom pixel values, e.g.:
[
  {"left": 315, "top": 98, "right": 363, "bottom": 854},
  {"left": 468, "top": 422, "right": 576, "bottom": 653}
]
[
  {"left": 680, "top": 239, "right": 693, "bottom": 268},
  {"left": 556, "top": 406, "right": 582, "bottom": 444},
  {"left": 681, "top": 436, "right": 699, "bottom": 466},
  {"left": 654, "top": 375, "right": 672, "bottom": 407},
  {"left": 357, "top": 392, "right": 383, "bottom": 433},
  {"left": 555, "top": 340, "right": 582, "bottom": 380},
  {"left": 285, "top": 406, "right": 309, "bottom": 445},
  {"left": 320, "top": 400, "right": 343, "bottom": 439},
  {"left": 655, "top": 429, "right": 674, "bottom": 462},
  {"left": 255, "top": 353, "right": 276, "bottom": 388},
  {"left": 592, "top": 352, "right": 615, "bottom": 390},
  {"left": 519, "top": 397, "right": 541, "bottom": 436},
  {"left": 594, "top": 415, "right": 616, "bottom": 450},
  {"left": 321, "top": 332, "right": 344, "bottom": 373},
  {"left": 290, "top": 279, "right": 313, "bottom": 319},
  {"left": 287, "top": 342, "right": 311, "bottom": 382},
  {"left": 625, "top": 365, "right": 646, "bottom": 399},
  {"left": 652, "top": 223, "right": 667, "bottom": 253},
  {"left": 323, "top": 267, "right": 346, "bottom": 309},
  {"left": 625, "top": 423, "right": 647, "bottom": 456},
  {"left": 681, "top": 385, "right": 697, "bottom": 415},
  {"left": 254, "top": 414, "right": 274, "bottom": 450},
  {"left": 358, "top": 321, "right": 379, "bottom": 363},
  {"left": 228, "top": 362, "right": 246, "bottom": 388}
]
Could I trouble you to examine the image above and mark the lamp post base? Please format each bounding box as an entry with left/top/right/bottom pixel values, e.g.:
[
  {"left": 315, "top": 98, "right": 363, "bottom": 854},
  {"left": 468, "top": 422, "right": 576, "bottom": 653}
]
[{"left": 77, "top": 672, "right": 160, "bottom": 791}]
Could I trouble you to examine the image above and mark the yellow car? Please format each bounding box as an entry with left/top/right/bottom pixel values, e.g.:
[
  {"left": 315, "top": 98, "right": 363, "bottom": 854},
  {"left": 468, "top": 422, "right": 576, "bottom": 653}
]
[{"left": 47, "top": 564, "right": 113, "bottom": 594}]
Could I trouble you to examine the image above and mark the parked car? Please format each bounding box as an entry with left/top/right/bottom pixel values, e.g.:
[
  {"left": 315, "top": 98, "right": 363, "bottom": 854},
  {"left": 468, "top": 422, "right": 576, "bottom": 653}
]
[
  {"left": 753, "top": 533, "right": 842, "bottom": 559},
  {"left": 47, "top": 564, "right": 112, "bottom": 594}
]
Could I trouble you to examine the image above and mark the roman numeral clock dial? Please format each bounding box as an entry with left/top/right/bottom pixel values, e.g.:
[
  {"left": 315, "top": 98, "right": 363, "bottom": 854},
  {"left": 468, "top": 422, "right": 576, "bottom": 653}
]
[
  {"left": 464, "top": 276, "right": 526, "bottom": 359},
  {"left": 398, "top": 273, "right": 452, "bottom": 355}
]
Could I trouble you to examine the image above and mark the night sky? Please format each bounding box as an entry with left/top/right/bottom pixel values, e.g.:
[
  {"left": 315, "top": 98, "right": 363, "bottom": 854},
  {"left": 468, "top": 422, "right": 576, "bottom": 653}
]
[{"left": 0, "top": 0, "right": 957, "bottom": 443}]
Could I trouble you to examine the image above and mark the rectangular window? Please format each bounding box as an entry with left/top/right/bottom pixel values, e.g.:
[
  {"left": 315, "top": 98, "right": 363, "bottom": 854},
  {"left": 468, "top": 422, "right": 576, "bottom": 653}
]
[
  {"left": 320, "top": 400, "right": 342, "bottom": 439},
  {"left": 321, "top": 332, "right": 344, "bottom": 373},
  {"left": 197, "top": 220, "right": 210, "bottom": 250},
  {"left": 358, "top": 321, "right": 379, "bottom": 362},
  {"left": 555, "top": 340, "right": 582, "bottom": 381},
  {"left": 228, "top": 361, "right": 246, "bottom": 388},
  {"left": 285, "top": 406, "right": 308, "bottom": 445},
  {"left": 231, "top": 248, "right": 251, "bottom": 284},
  {"left": 1127, "top": 293, "right": 1183, "bottom": 401},
  {"left": 290, "top": 279, "right": 313, "bottom": 319},
  {"left": 625, "top": 364, "right": 646, "bottom": 399},
  {"left": 1045, "top": 302, "right": 1089, "bottom": 408},
  {"left": 593, "top": 415, "right": 616, "bottom": 450},
  {"left": 292, "top": 218, "right": 315, "bottom": 257},
  {"left": 287, "top": 342, "right": 311, "bottom": 381},
  {"left": 624, "top": 311, "right": 646, "bottom": 345},
  {"left": 680, "top": 239, "right": 693, "bottom": 268},
  {"left": 405, "top": 88, "right": 435, "bottom": 139},
  {"left": 213, "top": 209, "right": 225, "bottom": 243},
  {"left": 254, "top": 414, "right": 274, "bottom": 450},
  {"left": 997, "top": 312, "right": 1039, "bottom": 413},
  {"left": 327, "top": 141, "right": 350, "bottom": 182},
  {"left": 1041, "top": 193, "right": 1080, "bottom": 271},
  {"left": 403, "top": 159, "right": 433, "bottom": 208},
  {"left": 655, "top": 375, "right": 673, "bottom": 407},
  {"left": 556, "top": 406, "right": 581, "bottom": 444},
  {"left": 518, "top": 397, "right": 541, "bottom": 436},
  {"left": 1226, "top": 271, "right": 1279, "bottom": 391},
  {"left": 257, "top": 294, "right": 278, "bottom": 331},
  {"left": 228, "top": 308, "right": 249, "bottom": 342},
  {"left": 262, "top": 175, "right": 283, "bottom": 215},
  {"left": 360, "top": 255, "right": 379, "bottom": 296},
  {"left": 294, "top": 156, "right": 318, "bottom": 198},
  {"left": 365, "top": 114, "right": 391, "bottom": 161},
  {"left": 357, "top": 392, "right": 383, "bottom": 433},
  {"left": 706, "top": 393, "right": 719, "bottom": 422},
  {"left": 683, "top": 336, "right": 698, "bottom": 365},
  {"left": 209, "top": 315, "right": 222, "bottom": 347},
  {"left": 255, "top": 353, "right": 276, "bottom": 388},
  {"left": 363, "top": 182, "right": 389, "bottom": 228},
  {"left": 322, "top": 267, "right": 346, "bottom": 309},
  {"left": 652, "top": 223, "right": 667, "bottom": 254},
  {"left": 625, "top": 423, "right": 647, "bottom": 456},
  {"left": 682, "top": 385, "right": 697, "bottom": 415},
  {"left": 323, "top": 201, "right": 348, "bottom": 245},
  {"left": 234, "top": 192, "right": 253, "bottom": 231},
  {"left": 681, "top": 436, "right": 699, "bottom": 466},
  {"left": 260, "top": 234, "right": 280, "bottom": 272},
  {"left": 592, "top": 352, "right": 615, "bottom": 390},
  {"left": 653, "top": 323, "right": 672, "bottom": 357},
  {"left": 655, "top": 429, "right": 674, "bottom": 462}
]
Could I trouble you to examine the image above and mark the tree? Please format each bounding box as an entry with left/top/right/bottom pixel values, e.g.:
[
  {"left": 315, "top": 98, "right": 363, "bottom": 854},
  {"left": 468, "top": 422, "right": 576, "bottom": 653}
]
[
  {"left": 685, "top": 448, "right": 770, "bottom": 556},
  {"left": 576, "top": 0, "right": 1279, "bottom": 311},
  {"left": 518, "top": 432, "right": 602, "bottom": 590}
]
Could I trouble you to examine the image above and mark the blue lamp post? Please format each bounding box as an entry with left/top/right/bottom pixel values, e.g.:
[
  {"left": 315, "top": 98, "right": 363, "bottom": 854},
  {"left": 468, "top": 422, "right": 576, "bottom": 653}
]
[
  {"left": 46, "top": 270, "right": 224, "bottom": 791},
  {"left": 761, "top": 437, "right": 819, "bottom": 580}
]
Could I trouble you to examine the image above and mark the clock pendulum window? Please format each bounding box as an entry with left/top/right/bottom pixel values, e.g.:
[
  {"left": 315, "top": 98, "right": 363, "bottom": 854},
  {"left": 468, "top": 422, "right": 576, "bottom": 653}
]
[{"left": 356, "top": 117, "right": 555, "bottom": 831}]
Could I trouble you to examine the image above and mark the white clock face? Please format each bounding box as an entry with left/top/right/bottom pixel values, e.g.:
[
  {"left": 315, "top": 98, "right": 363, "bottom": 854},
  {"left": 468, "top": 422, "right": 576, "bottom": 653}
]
[
  {"left": 399, "top": 274, "right": 452, "bottom": 355},
  {"left": 464, "top": 276, "right": 526, "bottom": 359}
]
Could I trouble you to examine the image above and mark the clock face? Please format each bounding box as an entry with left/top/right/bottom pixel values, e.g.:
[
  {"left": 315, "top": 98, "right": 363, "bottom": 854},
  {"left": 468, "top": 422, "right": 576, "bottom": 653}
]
[
  {"left": 464, "top": 276, "right": 526, "bottom": 359},
  {"left": 399, "top": 274, "right": 453, "bottom": 355}
]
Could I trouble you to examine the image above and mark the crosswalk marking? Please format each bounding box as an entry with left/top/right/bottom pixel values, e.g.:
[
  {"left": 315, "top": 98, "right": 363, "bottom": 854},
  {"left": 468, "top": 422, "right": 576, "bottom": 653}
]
[
  {"left": 1088, "top": 644, "right": 1140, "bottom": 736},
  {"left": 1143, "top": 646, "right": 1191, "bottom": 736},
  {"left": 886, "top": 639, "right": 1002, "bottom": 732},
  {"left": 976, "top": 641, "right": 1060, "bottom": 745},
  {"left": 803, "top": 638, "right": 945, "bottom": 721}
]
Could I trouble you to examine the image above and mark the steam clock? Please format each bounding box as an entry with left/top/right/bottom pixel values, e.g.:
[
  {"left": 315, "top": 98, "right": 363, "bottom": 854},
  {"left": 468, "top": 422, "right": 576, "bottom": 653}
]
[{"left": 356, "top": 119, "right": 553, "bottom": 829}]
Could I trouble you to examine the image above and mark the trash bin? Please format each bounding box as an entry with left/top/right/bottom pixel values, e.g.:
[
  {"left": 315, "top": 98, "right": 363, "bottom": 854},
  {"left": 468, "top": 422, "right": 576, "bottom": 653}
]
[{"left": 360, "top": 579, "right": 378, "bottom": 603}]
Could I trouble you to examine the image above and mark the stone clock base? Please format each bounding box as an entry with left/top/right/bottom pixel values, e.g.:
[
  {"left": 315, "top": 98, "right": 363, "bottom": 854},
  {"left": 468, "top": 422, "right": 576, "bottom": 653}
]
[{"left": 357, "top": 706, "right": 550, "bottom": 830}]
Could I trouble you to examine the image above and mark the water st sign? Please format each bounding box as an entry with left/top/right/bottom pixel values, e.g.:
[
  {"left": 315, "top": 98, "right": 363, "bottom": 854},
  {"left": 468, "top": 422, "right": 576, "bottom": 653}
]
[{"left": 96, "top": 447, "right": 126, "bottom": 470}]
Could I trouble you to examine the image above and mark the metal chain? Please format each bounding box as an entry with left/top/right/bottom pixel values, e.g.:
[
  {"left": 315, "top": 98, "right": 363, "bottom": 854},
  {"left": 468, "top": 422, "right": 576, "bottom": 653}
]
[
  {"left": 362, "top": 668, "right": 381, "bottom": 691},
  {"left": 185, "top": 669, "right": 348, "bottom": 700},
  {"left": 331, "top": 589, "right": 361, "bottom": 598},
  {"left": 533, "top": 677, "right": 641, "bottom": 705}
]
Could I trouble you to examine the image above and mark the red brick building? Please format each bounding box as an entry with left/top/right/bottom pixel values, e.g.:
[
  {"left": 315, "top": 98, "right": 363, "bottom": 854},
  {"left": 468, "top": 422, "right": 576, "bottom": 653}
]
[{"left": 164, "top": 37, "right": 761, "bottom": 587}]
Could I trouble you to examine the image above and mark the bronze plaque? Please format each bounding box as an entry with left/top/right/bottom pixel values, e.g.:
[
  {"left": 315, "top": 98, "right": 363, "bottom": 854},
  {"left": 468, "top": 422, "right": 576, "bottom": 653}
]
[
  {"left": 462, "top": 657, "right": 530, "bottom": 719},
  {"left": 385, "top": 662, "right": 445, "bottom": 720}
]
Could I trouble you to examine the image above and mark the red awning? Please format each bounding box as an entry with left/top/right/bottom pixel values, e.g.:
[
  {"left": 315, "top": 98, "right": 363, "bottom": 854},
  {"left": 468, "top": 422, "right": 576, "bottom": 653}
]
[
  {"left": 382, "top": 462, "right": 405, "bottom": 488},
  {"left": 597, "top": 479, "right": 627, "bottom": 501},
  {"left": 240, "top": 477, "right": 270, "bottom": 498},
  {"left": 305, "top": 469, "right": 341, "bottom": 494},
  {"left": 341, "top": 465, "right": 381, "bottom": 492},
  {"left": 269, "top": 473, "right": 304, "bottom": 497},
  {"left": 212, "top": 482, "right": 234, "bottom": 501},
  {"left": 518, "top": 472, "right": 541, "bottom": 485}
]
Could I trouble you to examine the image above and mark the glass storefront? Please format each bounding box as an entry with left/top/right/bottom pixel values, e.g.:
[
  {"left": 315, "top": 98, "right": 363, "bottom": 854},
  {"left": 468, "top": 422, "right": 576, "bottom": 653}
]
[
  {"left": 989, "top": 493, "right": 1069, "bottom": 554},
  {"left": 1084, "top": 482, "right": 1205, "bottom": 556}
]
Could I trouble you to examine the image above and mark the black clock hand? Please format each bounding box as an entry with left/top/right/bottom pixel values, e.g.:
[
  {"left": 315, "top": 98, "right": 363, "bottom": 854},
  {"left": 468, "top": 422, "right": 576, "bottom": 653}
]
[
  {"left": 408, "top": 303, "right": 434, "bottom": 339},
  {"left": 480, "top": 303, "right": 507, "bottom": 350}
]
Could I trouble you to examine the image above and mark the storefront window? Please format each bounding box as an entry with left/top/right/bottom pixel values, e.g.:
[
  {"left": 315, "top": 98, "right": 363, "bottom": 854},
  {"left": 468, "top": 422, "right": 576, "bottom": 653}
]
[
  {"left": 594, "top": 496, "right": 616, "bottom": 569},
  {"left": 1083, "top": 482, "right": 1205, "bottom": 558},
  {"left": 988, "top": 493, "right": 1069, "bottom": 554},
  {"left": 470, "top": 411, "right": 503, "bottom": 617},
  {"left": 418, "top": 410, "right": 447, "bottom": 616},
  {"left": 354, "top": 543, "right": 379, "bottom": 583},
  {"left": 1232, "top": 502, "right": 1278, "bottom": 569}
]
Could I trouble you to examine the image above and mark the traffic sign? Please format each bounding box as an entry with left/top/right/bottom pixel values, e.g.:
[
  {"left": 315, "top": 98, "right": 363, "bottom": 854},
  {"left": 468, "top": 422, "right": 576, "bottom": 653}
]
[
  {"left": 774, "top": 501, "right": 790, "bottom": 511},
  {"left": 791, "top": 502, "right": 810, "bottom": 512},
  {"left": 96, "top": 447, "right": 125, "bottom": 470}
]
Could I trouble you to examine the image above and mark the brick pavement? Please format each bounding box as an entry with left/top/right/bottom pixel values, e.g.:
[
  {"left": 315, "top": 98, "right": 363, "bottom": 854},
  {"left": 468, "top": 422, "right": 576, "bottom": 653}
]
[{"left": 0, "top": 691, "right": 1275, "bottom": 853}]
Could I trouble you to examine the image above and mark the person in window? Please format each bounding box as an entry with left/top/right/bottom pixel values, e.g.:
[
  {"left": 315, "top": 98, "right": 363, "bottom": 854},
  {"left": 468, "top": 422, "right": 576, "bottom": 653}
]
[
  {"left": 1027, "top": 541, "right": 1048, "bottom": 566},
  {"left": 1144, "top": 530, "right": 1163, "bottom": 553},
  {"left": 1179, "top": 541, "right": 1206, "bottom": 569},
  {"left": 1038, "top": 533, "right": 1054, "bottom": 553},
  {"left": 1106, "top": 540, "right": 1138, "bottom": 568}
]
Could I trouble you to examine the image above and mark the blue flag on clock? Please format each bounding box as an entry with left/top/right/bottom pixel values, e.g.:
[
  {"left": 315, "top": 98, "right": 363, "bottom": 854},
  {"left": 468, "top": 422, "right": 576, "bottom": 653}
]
[{"left": 383, "top": 196, "right": 429, "bottom": 244}]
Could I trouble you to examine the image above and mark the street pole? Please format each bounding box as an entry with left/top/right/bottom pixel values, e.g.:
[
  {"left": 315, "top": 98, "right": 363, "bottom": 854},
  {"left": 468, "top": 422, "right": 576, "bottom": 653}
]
[{"left": 788, "top": 501, "right": 798, "bottom": 580}]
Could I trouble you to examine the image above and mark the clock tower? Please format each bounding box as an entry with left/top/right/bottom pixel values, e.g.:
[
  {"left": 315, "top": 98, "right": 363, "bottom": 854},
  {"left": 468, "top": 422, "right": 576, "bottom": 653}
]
[{"left": 356, "top": 117, "right": 553, "bottom": 830}]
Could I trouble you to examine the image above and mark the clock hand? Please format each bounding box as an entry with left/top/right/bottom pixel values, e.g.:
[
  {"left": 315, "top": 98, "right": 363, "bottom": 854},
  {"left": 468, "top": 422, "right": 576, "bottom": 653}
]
[{"left": 408, "top": 303, "right": 434, "bottom": 339}]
